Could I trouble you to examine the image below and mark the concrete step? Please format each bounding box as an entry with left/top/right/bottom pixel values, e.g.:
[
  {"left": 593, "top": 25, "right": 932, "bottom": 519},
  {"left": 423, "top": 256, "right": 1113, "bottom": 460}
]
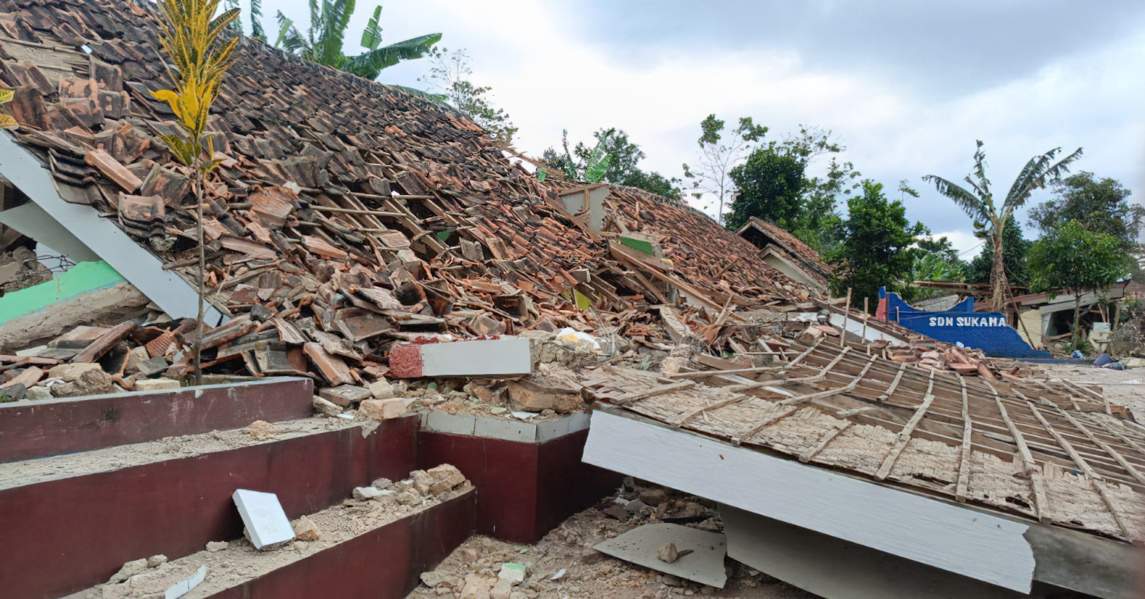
[
  {"left": 417, "top": 410, "right": 621, "bottom": 543},
  {"left": 0, "top": 377, "right": 314, "bottom": 462},
  {"left": 65, "top": 486, "right": 476, "bottom": 599},
  {"left": 0, "top": 415, "right": 418, "bottom": 599}
]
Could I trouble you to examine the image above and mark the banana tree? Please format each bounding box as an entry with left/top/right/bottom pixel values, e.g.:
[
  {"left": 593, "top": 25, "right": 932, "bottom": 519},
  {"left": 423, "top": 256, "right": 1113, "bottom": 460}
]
[
  {"left": 923, "top": 141, "right": 1082, "bottom": 311},
  {"left": 275, "top": 1, "right": 440, "bottom": 80}
]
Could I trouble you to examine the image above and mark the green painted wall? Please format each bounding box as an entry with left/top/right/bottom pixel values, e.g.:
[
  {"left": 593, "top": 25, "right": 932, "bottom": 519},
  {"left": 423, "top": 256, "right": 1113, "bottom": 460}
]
[
  {"left": 0, "top": 261, "right": 124, "bottom": 324},
  {"left": 619, "top": 236, "right": 656, "bottom": 256}
]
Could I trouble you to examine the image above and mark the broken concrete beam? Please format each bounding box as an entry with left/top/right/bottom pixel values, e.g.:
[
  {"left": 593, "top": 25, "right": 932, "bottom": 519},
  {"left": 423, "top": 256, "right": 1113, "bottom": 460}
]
[
  {"left": 318, "top": 384, "right": 371, "bottom": 407},
  {"left": 389, "top": 337, "right": 531, "bottom": 378},
  {"left": 232, "top": 489, "right": 295, "bottom": 550},
  {"left": 359, "top": 397, "right": 411, "bottom": 420}
]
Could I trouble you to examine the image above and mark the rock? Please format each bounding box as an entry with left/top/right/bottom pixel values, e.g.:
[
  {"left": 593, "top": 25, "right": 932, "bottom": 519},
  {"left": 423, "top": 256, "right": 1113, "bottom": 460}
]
[
  {"left": 498, "top": 562, "right": 527, "bottom": 585},
  {"left": 134, "top": 378, "right": 180, "bottom": 392},
  {"left": 601, "top": 504, "right": 628, "bottom": 520},
  {"left": 107, "top": 558, "right": 148, "bottom": 583},
  {"left": 460, "top": 574, "right": 493, "bottom": 599},
  {"left": 395, "top": 490, "right": 420, "bottom": 506},
  {"left": 359, "top": 397, "right": 409, "bottom": 420},
  {"left": 318, "top": 384, "right": 371, "bottom": 407},
  {"left": 146, "top": 554, "right": 167, "bottom": 568},
  {"left": 506, "top": 368, "right": 582, "bottom": 414},
  {"left": 245, "top": 419, "right": 277, "bottom": 440},
  {"left": 624, "top": 499, "right": 649, "bottom": 514},
  {"left": 292, "top": 516, "right": 320, "bottom": 541},
  {"left": 47, "top": 362, "right": 102, "bottom": 381},
  {"left": 52, "top": 369, "right": 115, "bottom": 397},
  {"left": 371, "top": 477, "right": 393, "bottom": 490},
  {"left": 410, "top": 469, "right": 434, "bottom": 494},
  {"left": 657, "top": 543, "right": 679, "bottom": 564},
  {"left": 312, "top": 395, "right": 343, "bottom": 417},
  {"left": 368, "top": 378, "right": 395, "bottom": 399},
  {"left": 579, "top": 548, "right": 605, "bottom": 565},
  {"left": 638, "top": 487, "right": 668, "bottom": 506},
  {"left": 353, "top": 486, "right": 384, "bottom": 500},
  {"left": 491, "top": 579, "right": 514, "bottom": 599},
  {"left": 205, "top": 541, "right": 228, "bottom": 552},
  {"left": 25, "top": 386, "right": 52, "bottom": 401},
  {"left": 419, "top": 569, "right": 450, "bottom": 589},
  {"left": 0, "top": 384, "right": 26, "bottom": 402},
  {"left": 426, "top": 463, "right": 466, "bottom": 495}
]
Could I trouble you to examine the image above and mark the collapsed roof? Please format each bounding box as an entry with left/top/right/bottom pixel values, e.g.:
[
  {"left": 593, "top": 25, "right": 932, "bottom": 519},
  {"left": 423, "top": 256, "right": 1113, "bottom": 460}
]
[{"left": 0, "top": 0, "right": 814, "bottom": 371}]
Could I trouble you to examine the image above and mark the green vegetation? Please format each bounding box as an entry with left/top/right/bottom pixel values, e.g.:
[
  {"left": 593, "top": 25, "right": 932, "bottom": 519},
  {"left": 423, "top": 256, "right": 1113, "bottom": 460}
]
[
  {"left": 923, "top": 140, "right": 1082, "bottom": 310},
  {"left": 1028, "top": 221, "right": 1132, "bottom": 349},
  {"left": 833, "top": 181, "right": 925, "bottom": 307},
  {"left": 681, "top": 115, "right": 768, "bottom": 224},
  {"left": 153, "top": 0, "right": 239, "bottom": 383},
  {"left": 274, "top": 1, "right": 440, "bottom": 80},
  {"left": 1030, "top": 172, "right": 1143, "bottom": 250},
  {"left": 418, "top": 47, "right": 517, "bottom": 145},
  {"left": 542, "top": 128, "right": 682, "bottom": 198}
]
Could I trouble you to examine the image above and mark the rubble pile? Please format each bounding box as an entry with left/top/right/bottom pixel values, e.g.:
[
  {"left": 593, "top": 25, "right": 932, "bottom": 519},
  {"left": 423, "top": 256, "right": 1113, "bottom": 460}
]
[{"left": 0, "top": 0, "right": 817, "bottom": 398}]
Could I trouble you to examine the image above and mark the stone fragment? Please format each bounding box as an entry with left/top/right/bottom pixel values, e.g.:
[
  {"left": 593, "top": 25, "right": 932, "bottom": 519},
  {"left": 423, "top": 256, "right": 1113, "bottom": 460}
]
[
  {"left": 358, "top": 397, "right": 409, "bottom": 420},
  {"left": 312, "top": 395, "right": 342, "bottom": 417},
  {"left": 108, "top": 558, "right": 148, "bottom": 583},
  {"left": 232, "top": 489, "right": 294, "bottom": 551},
  {"left": 245, "top": 419, "right": 277, "bottom": 440},
  {"left": 638, "top": 487, "right": 668, "bottom": 506},
  {"left": 146, "top": 554, "right": 168, "bottom": 568},
  {"left": 426, "top": 463, "right": 466, "bottom": 495},
  {"left": 371, "top": 478, "right": 393, "bottom": 490},
  {"left": 368, "top": 378, "right": 395, "bottom": 399},
  {"left": 25, "top": 386, "right": 52, "bottom": 401},
  {"left": 460, "top": 574, "right": 493, "bottom": 599},
  {"left": 318, "top": 384, "right": 371, "bottom": 407},
  {"left": 497, "top": 562, "right": 527, "bottom": 585},
  {"left": 205, "top": 541, "right": 228, "bottom": 552},
  {"left": 410, "top": 469, "right": 434, "bottom": 494},
  {"left": 52, "top": 369, "right": 115, "bottom": 397},
  {"left": 419, "top": 569, "right": 450, "bottom": 589},
  {"left": 47, "top": 362, "right": 102, "bottom": 381},
  {"left": 291, "top": 516, "right": 320, "bottom": 541},
  {"left": 395, "top": 490, "right": 420, "bottom": 506},
  {"left": 491, "top": 579, "right": 514, "bottom": 599},
  {"left": 135, "top": 377, "right": 180, "bottom": 392},
  {"left": 353, "top": 485, "right": 384, "bottom": 500},
  {"left": 657, "top": 542, "right": 679, "bottom": 564}
]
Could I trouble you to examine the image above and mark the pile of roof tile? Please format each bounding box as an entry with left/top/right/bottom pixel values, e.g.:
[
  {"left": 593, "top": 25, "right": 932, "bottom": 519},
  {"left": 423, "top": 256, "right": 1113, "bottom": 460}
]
[{"left": 0, "top": 0, "right": 818, "bottom": 392}]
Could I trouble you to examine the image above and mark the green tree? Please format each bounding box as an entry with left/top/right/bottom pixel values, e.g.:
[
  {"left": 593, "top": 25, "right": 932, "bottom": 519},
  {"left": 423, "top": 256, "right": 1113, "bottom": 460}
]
[
  {"left": 1029, "top": 172, "right": 1143, "bottom": 248},
  {"left": 725, "top": 148, "right": 804, "bottom": 231},
  {"left": 418, "top": 47, "right": 517, "bottom": 145},
  {"left": 834, "top": 181, "right": 925, "bottom": 307},
  {"left": 681, "top": 114, "right": 768, "bottom": 224},
  {"left": 275, "top": 2, "right": 441, "bottom": 80},
  {"left": 1028, "top": 220, "right": 1131, "bottom": 348},
  {"left": 908, "top": 234, "right": 967, "bottom": 301},
  {"left": 965, "top": 218, "right": 1030, "bottom": 288},
  {"left": 542, "top": 128, "right": 682, "bottom": 199},
  {"left": 225, "top": 0, "right": 266, "bottom": 40},
  {"left": 923, "top": 140, "right": 1082, "bottom": 310}
]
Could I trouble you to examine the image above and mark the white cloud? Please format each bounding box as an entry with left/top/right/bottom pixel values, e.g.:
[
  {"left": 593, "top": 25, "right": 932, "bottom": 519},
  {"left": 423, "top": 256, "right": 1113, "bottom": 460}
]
[
  {"left": 930, "top": 230, "right": 984, "bottom": 258},
  {"left": 257, "top": 0, "right": 1145, "bottom": 238}
]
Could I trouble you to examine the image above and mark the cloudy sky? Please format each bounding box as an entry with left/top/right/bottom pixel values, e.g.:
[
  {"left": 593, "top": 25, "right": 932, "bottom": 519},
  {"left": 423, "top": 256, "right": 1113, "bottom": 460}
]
[{"left": 260, "top": 0, "right": 1145, "bottom": 255}]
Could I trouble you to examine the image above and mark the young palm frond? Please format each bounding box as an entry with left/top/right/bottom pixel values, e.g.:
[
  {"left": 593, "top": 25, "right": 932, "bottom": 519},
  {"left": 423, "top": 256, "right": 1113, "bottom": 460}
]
[
  {"left": 274, "top": 11, "right": 306, "bottom": 51},
  {"left": 250, "top": 0, "right": 265, "bottom": 40},
  {"left": 345, "top": 33, "right": 442, "bottom": 79},
  {"left": 361, "top": 5, "right": 382, "bottom": 50},
  {"left": 921, "top": 174, "right": 990, "bottom": 223},
  {"left": 1001, "top": 146, "right": 1083, "bottom": 217}
]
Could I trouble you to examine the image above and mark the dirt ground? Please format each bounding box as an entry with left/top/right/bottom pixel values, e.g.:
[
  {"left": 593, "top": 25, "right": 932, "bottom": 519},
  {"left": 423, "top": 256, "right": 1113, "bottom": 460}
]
[{"left": 407, "top": 483, "right": 814, "bottom": 599}]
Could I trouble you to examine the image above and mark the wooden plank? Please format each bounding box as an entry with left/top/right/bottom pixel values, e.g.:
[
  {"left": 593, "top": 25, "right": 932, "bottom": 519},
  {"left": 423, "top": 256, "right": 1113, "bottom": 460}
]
[
  {"left": 877, "top": 363, "right": 906, "bottom": 402},
  {"left": 72, "top": 322, "right": 136, "bottom": 364},
  {"left": 614, "top": 380, "right": 695, "bottom": 406},
  {"left": 799, "top": 423, "right": 851, "bottom": 463},
  {"left": 1024, "top": 401, "right": 1132, "bottom": 539},
  {"left": 1051, "top": 406, "right": 1145, "bottom": 486},
  {"left": 876, "top": 369, "right": 937, "bottom": 480},
  {"left": 983, "top": 381, "right": 1047, "bottom": 521},
  {"left": 955, "top": 375, "right": 974, "bottom": 502}
]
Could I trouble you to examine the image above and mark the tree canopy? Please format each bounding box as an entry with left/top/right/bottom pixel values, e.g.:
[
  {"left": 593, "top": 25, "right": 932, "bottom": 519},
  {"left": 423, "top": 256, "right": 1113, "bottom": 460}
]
[
  {"left": 833, "top": 181, "right": 924, "bottom": 307},
  {"left": 1028, "top": 220, "right": 1131, "bottom": 348},
  {"left": 1029, "top": 172, "right": 1143, "bottom": 249},
  {"left": 681, "top": 114, "right": 767, "bottom": 224},
  {"left": 542, "top": 128, "right": 682, "bottom": 199},
  {"left": 418, "top": 47, "right": 517, "bottom": 145}
]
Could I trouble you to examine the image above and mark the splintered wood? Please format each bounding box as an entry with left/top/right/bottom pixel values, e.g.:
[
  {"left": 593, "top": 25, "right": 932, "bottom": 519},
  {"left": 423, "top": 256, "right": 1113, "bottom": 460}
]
[{"left": 586, "top": 340, "right": 1145, "bottom": 543}]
